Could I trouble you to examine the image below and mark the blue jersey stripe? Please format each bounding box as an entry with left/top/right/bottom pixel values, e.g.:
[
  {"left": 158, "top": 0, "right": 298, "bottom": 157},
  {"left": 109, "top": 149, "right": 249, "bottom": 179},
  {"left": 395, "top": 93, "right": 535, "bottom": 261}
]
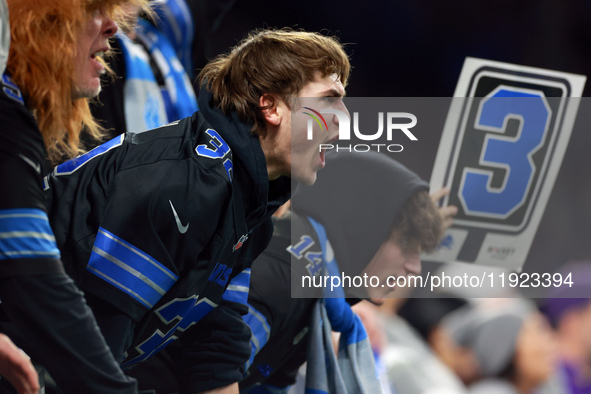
[
  {"left": 230, "top": 268, "right": 251, "bottom": 288},
  {"left": 54, "top": 134, "right": 124, "bottom": 176},
  {"left": 0, "top": 208, "right": 54, "bottom": 232},
  {"left": 222, "top": 286, "right": 249, "bottom": 305},
  {"left": 94, "top": 228, "right": 178, "bottom": 285},
  {"left": 87, "top": 227, "right": 178, "bottom": 308},
  {"left": 88, "top": 248, "right": 159, "bottom": 308},
  {"left": 243, "top": 304, "right": 271, "bottom": 369},
  {"left": 0, "top": 236, "right": 60, "bottom": 260},
  {"left": 0, "top": 209, "right": 60, "bottom": 260},
  {"left": 221, "top": 269, "right": 251, "bottom": 304}
]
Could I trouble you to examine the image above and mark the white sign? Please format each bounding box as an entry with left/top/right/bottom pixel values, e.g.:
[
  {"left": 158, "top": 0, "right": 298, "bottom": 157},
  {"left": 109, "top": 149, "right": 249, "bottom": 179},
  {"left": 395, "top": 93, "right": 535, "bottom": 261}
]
[{"left": 426, "top": 57, "right": 586, "bottom": 270}]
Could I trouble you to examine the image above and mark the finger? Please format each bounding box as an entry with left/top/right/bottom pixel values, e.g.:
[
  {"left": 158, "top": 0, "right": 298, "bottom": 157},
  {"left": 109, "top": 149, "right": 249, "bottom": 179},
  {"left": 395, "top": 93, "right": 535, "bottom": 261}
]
[
  {"left": 7, "top": 355, "right": 40, "bottom": 394},
  {"left": 439, "top": 205, "right": 458, "bottom": 231},
  {"left": 0, "top": 334, "right": 39, "bottom": 394},
  {"left": 17, "top": 355, "right": 40, "bottom": 394},
  {"left": 440, "top": 205, "right": 458, "bottom": 219},
  {"left": 430, "top": 187, "right": 450, "bottom": 203}
]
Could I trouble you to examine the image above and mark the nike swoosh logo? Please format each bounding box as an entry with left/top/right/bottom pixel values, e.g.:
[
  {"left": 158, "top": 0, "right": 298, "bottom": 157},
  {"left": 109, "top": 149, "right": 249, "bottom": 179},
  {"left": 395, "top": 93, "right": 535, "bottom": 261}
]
[
  {"left": 18, "top": 153, "right": 41, "bottom": 175},
  {"left": 169, "top": 200, "right": 189, "bottom": 234}
]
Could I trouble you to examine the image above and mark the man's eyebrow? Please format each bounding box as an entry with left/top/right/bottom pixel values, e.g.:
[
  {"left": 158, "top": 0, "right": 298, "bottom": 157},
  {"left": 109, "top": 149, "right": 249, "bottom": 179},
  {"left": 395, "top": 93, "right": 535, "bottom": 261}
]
[{"left": 321, "top": 88, "right": 346, "bottom": 97}]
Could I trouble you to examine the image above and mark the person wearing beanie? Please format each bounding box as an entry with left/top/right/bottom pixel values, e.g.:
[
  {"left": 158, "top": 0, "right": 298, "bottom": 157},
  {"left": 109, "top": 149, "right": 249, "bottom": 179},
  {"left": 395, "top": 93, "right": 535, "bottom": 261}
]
[
  {"left": 445, "top": 299, "right": 558, "bottom": 394},
  {"left": 396, "top": 295, "right": 478, "bottom": 389}
]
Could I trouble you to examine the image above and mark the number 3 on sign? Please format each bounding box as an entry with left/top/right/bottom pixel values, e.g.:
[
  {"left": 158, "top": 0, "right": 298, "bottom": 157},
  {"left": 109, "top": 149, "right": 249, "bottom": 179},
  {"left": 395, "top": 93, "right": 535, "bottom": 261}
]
[{"left": 459, "top": 87, "right": 550, "bottom": 219}]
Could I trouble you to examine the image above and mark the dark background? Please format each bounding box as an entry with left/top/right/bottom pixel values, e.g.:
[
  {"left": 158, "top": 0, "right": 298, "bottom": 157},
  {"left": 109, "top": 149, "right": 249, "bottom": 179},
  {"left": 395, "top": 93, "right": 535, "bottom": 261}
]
[{"left": 190, "top": 0, "right": 591, "bottom": 279}]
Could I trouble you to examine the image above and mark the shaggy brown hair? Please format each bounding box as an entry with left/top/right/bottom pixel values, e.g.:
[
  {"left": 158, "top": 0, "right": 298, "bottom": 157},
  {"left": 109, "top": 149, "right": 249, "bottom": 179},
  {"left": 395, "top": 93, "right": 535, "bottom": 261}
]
[
  {"left": 6, "top": 0, "right": 149, "bottom": 164},
  {"left": 391, "top": 190, "right": 444, "bottom": 254},
  {"left": 198, "top": 28, "right": 350, "bottom": 135}
]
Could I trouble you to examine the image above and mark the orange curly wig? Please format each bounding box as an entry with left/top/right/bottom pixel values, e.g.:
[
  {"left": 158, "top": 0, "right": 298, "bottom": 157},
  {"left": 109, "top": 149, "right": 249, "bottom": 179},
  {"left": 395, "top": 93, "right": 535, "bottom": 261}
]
[{"left": 6, "top": 0, "right": 149, "bottom": 164}]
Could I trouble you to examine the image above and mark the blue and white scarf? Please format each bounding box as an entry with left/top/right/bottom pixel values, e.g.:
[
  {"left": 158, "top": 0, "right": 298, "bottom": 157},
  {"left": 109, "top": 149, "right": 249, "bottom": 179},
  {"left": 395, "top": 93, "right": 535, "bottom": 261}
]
[
  {"left": 117, "top": 0, "right": 197, "bottom": 133},
  {"left": 151, "top": 0, "right": 195, "bottom": 79},
  {"left": 304, "top": 218, "right": 383, "bottom": 394},
  {"left": 117, "top": 31, "right": 167, "bottom": 133},
  {"left": 0, "top": 0, "right": 9, "bottom": 75},
  {"left": 135, "top": 18, "right": 198, "bottom": 122}
]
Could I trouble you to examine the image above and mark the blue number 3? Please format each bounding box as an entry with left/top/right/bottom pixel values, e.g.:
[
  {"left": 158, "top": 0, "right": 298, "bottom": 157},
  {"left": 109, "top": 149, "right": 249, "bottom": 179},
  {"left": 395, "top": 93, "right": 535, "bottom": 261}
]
[
  {"left": 459, "top": 87, "right": 550, "bottom": 219},
  {"left": 195, "top": 129, "right": 233, "bottom": 181}
]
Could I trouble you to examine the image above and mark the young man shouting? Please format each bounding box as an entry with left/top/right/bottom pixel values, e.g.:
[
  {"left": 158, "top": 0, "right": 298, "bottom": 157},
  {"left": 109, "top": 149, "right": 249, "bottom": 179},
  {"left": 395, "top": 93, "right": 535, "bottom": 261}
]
[{"left": 44, "top": 29, "right": 350, "bottom": 393}]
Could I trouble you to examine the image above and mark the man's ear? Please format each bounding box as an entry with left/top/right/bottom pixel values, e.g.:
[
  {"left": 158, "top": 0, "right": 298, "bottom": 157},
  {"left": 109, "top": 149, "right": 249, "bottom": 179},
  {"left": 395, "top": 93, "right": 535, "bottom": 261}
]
[{"left": 259, "top": 94, "right": 282, "bottom": 127}]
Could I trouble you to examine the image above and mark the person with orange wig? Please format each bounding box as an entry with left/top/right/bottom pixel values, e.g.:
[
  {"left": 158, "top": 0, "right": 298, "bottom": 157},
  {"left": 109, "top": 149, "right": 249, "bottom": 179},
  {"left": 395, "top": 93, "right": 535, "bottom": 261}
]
[{"left": 0, "top": 0, "right": 148, "bottom": 392}]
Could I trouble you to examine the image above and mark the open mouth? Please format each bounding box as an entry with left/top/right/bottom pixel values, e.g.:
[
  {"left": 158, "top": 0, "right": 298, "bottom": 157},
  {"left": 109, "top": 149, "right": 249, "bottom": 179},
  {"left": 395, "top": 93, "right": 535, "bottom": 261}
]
[
  {"left": 90, "top": 50, "right": 105, "bottom": 59},
  {"left": 319, "top": 149, "right": 326, "bottom": 167},
  {"left": 90, "top": 50, "right": 106, "bottom": 74}
]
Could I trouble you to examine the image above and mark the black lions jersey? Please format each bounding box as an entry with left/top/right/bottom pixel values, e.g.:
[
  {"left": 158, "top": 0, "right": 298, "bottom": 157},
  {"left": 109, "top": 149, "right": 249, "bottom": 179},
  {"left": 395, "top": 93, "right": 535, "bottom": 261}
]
[{"left": 45, "top": 111, "right": 259, "bottom": 380}]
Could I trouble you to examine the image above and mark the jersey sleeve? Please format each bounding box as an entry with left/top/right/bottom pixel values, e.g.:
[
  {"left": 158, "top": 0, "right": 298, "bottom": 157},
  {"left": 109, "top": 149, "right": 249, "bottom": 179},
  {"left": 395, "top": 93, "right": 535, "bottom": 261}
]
[
  {"left": 0, "top": 74, "right": 64, "bottom": 275},
  {"left": 42, "top": 117, "right": 231, "bottom": 319}
]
